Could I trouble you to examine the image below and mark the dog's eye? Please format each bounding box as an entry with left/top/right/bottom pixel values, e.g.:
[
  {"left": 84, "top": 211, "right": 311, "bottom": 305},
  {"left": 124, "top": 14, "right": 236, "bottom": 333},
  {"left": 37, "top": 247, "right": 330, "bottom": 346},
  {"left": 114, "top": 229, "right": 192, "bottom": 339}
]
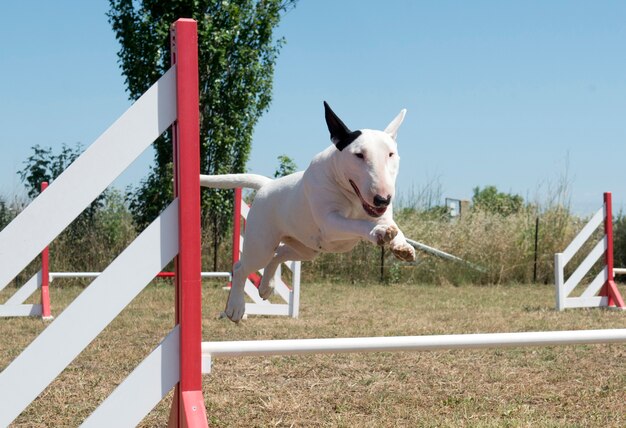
[
  {"left": 355, "top": 153, "right": 364, "bottom": 159},
  {"left": 389, "top": 152, "right": 395, "bottom": 157}
]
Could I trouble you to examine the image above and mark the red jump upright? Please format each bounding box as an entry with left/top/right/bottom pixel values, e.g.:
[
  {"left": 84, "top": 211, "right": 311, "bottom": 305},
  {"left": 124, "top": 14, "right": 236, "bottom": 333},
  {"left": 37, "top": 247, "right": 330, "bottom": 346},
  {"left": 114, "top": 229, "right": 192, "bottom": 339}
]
[
  {"left": 600, "top": 192, "right": 625, "bottom": 308},
  {"left": 168, "top": 19, "right": 208, "bottom": 427},
  {"left": 40, "top": 182, "right": 52, "bottom": 319}
]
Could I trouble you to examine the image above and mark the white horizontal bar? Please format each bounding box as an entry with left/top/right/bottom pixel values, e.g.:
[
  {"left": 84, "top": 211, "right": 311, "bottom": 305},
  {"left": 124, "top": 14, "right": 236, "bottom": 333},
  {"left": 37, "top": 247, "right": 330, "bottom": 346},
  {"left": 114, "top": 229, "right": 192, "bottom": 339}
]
[
  {"left": 0, "top": 304, "right": 42, "bottom": 317},
  {"left": 614, "top": 268, "right": 626, "bottom": 275},
  {"left": 244, "top": 303, "right": 291, "bottom": 316},
  {"left": 202, "top": 272, "right": 231, "bottom": 278},
  {"left": 562, "top": 206, "right": 604, "bottom": 265},
  {"left": 50, "top": 272, "right": 101, "bottom": 279},
  {"left": 580, "top": 267, "right": 608, "bottom": 298},
  {"left": 49, "top": 272, "right": 230, "bottom": 279},
  {"left": 202, "top": 329, "right": 626, "bottom": 359},
  {"left": 564, "top": 296, "right": 609, "bottom": 309}
]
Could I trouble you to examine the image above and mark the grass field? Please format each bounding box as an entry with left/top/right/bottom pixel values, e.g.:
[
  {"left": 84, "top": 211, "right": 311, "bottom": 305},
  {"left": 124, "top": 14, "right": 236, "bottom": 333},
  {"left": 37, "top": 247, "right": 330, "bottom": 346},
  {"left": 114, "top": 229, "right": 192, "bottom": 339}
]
[{"left": 1, "top": 281, "right": 625, "bottom": 427}]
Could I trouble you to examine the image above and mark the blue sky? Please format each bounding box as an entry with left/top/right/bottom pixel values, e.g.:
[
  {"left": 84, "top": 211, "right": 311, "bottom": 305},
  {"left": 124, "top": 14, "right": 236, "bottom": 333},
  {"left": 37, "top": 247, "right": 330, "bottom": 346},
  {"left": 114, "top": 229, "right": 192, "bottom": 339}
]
[{"left": 1, "top": 1, "right": 625, "bottom": 215}]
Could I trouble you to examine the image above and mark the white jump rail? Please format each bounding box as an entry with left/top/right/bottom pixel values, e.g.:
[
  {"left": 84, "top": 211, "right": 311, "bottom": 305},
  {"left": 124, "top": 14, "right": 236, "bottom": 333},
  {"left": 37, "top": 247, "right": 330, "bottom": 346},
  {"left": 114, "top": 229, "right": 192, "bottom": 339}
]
[
  {"left": 47, "top": 271, "right": 230, "bottom": 279},
  {"left": 0, "top": 267, "right": 230, "bottom": 321},
  {"left": 554, "top": 192, "right": 625, "bottom": 311},
  {"left": 201, "top": 328, "right": 626, "bottom": 372}
]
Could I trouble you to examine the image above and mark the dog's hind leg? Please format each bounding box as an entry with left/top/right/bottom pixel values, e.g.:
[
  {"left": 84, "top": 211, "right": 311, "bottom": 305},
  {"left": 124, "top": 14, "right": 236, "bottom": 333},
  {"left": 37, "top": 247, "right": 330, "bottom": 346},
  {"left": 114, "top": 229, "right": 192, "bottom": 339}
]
[
  {"left": 224, "top": 235, "right": 278, "bottom": 322},
  {"left": 258, "top": 241, "right": 318, "bottom": 300}
]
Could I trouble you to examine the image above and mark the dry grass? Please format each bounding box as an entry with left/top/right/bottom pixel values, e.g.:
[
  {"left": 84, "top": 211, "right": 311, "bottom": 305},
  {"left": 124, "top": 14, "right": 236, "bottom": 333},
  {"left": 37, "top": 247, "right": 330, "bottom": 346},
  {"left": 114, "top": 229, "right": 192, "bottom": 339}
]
[
  {"left": 304, "top": 206, "right": 588, "bottom": 286},
  {"left": 1, "top": 281, "right": 625, "bottom": 427}
]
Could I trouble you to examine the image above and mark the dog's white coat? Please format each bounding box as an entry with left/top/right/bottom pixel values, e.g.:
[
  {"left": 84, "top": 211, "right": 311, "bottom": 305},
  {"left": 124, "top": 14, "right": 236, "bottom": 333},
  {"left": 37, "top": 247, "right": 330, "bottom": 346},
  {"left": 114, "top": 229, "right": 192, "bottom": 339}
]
[{"left": 200, "top": 108, "right": 415, "bottom": 322}]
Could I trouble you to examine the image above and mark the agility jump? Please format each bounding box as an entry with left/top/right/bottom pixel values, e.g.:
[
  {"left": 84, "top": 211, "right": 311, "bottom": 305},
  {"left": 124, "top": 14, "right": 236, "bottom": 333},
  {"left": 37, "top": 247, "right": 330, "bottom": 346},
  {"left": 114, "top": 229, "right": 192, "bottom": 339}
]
[
  {"left": 1, "top": 18, "right": 625, "bottom": 427},
  {"left": 554, "top": 192, "right": 625, "bottom": 311}
]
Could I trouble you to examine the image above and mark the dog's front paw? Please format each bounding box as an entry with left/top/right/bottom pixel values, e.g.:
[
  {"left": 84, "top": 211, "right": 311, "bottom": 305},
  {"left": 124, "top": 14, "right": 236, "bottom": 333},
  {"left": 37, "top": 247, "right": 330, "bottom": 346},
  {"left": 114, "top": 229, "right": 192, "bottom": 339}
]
[
  {"left": 224, "top": 289, "right": 246, "bottom": 322},
  {"left": 371, "top": 224, "right": 398, "bottom": 246},
  {"left": 391, "top": 240, "right": 416, "bottom": 262}
]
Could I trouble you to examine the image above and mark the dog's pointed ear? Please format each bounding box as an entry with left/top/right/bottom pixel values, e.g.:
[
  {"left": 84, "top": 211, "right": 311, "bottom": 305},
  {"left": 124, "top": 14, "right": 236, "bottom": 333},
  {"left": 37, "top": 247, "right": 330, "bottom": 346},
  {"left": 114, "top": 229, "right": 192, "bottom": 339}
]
[
  {"left": 384, "top": 109, "right": 407, "bottom": 140},
  {"left": 324, "top": 101, "right": 361, "bottom": 151}
]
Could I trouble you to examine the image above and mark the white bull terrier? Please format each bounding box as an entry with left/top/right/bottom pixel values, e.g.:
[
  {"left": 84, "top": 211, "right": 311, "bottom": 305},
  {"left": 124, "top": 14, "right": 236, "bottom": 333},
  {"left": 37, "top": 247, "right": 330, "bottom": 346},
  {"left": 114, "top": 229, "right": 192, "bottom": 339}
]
[{"left": 200, "top": 102, "right": 416, "bottom": 322}]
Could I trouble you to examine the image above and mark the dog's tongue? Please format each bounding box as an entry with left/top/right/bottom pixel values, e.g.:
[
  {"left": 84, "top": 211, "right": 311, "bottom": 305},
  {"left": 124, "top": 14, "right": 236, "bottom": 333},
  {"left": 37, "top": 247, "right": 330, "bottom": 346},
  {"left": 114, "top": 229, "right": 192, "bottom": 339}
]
[
  {"left": 363, "top": 202, "right": 386, "bottom": 218},
  {"left": 349, "top": 180, "right": 387, "bottom": 218},
  {"left": 373, "top": 206, "right": 387, "bottom": 215}
]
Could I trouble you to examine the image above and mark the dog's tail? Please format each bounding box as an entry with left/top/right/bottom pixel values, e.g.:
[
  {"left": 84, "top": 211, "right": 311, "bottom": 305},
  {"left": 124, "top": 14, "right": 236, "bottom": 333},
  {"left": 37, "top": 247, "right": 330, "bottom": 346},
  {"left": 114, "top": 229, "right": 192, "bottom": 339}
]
[{"left": 199, "top": 173, "right": 272, "bottom": 190}]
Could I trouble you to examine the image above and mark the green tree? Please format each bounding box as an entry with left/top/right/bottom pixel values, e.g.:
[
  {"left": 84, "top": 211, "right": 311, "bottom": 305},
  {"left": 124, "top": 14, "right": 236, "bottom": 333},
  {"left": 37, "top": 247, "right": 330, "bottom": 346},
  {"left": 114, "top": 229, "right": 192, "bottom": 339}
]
[
  {"left": 472, "top": 185, "right": 524, "bottom": 216},
  {"left": 18, "top": 143, "right": 108, "bottom": 218},
  {"left": 274, "top": 154, "right": 297, "bottom": 178},
  {"left": 0, "top": 197, "right": 14, "bottom": 231},
  {"left": 108, "top": 0, "right": 296, "bottom": 269},
  {"left": 17, "top": 144, "right": 117, "bottom": 271},
  {"left": 19, "top": 144, "right": 82, "bottom": 199}
]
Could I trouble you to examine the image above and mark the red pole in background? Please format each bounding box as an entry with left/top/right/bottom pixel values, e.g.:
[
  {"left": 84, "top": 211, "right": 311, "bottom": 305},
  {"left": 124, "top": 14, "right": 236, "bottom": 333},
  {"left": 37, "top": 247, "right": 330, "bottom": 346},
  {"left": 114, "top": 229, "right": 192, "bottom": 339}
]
[
  {"left": 168, "top": 19, "right": 208, "bottom": 427},
  {"left": 40, "top": 182, "right": 52, "bottom": 319},
  {"left": 600, "top": 192, "right": 625, "bottom": 308}
]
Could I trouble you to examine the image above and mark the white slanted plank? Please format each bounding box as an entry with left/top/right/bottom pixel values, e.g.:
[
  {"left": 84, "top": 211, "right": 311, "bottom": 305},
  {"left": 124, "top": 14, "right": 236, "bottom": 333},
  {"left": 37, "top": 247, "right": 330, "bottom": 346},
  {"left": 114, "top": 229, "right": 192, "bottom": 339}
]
[
  {"left": 0, "top": 201, "right": 179, "bottom": 427},
  {"left": 0, "top": 67, "right": 177, "bottom": 291},
  {"left": 4, "top": 272, "right": 41, "bottom": 305},
  {"left": 82, "top": 327, "right": 180, "bottom": 427},
  {"left": 561, "top": 207, "right": 604, "bottom": 265},
  {"left": 563, "top": 237, "right": 607, "bottom": 296},
  {"left": 244, "top": 280, "right": 267, "bottom": 305},
  {"left": 273, "top": 278, "right": 291, "bottom": 303},
  {"left": 581, "top": 267, "right": 608, "bottom": 298}
]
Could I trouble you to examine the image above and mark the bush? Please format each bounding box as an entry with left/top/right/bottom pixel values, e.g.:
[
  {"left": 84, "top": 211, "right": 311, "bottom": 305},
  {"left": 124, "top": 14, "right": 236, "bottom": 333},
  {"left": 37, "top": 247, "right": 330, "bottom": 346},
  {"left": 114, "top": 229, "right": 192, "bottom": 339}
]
[
  {"left": 614, "top": 213, "right": 626, "bottom": 270},
  {"left": 47, "top": 189, "right": 137, "bottom": 283},
  {"left": 472, "top": 185, "right": 524, "bottom": 216}
]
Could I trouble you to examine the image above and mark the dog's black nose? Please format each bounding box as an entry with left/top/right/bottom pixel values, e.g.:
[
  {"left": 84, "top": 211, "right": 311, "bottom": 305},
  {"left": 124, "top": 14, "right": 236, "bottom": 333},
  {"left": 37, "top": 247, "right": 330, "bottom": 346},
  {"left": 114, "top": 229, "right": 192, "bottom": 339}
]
[{"left": 373, "top": 194, "right": 391, "bottom": 207}]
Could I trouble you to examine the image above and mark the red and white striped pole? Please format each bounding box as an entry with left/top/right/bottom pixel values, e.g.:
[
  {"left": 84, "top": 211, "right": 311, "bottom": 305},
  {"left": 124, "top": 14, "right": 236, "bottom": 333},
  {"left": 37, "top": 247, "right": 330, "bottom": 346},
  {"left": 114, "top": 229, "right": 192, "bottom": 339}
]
[
  {"left": 40, "top": 182, "right": 52, "bottom": 319},
  {"left": 168, "top": 18, "right": 208, "bottom": 427},
  {"left": 600, "top": 192, "right": 625, "bottom": 308}
]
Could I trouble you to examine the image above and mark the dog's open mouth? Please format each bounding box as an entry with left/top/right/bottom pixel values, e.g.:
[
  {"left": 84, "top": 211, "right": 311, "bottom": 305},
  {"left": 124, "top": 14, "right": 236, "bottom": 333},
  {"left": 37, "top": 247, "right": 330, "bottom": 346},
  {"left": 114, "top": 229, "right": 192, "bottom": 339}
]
[{"left": 349, "top": 180, "right": 387, "bottom": 218}]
